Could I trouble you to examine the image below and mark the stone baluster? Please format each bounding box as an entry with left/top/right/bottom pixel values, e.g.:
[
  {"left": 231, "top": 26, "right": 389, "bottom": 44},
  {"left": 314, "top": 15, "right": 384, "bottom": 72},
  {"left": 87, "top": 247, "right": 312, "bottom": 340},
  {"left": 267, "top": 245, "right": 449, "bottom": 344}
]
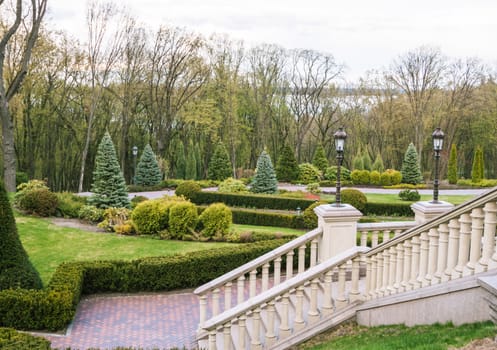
[
  {"left": 262, "top": 263, "right": 270, "bottom": 292},
  {"left": 394, "top": 229, "right": 403, "bottom": 238},
  {"left": 251, "top": 308, "right": 262, "bottom": 350},
  {"left": 381, "top": 250, "right": 390, "bottom": 296},
  {"left": 394, "top": 243, "right": 404, "bottom": 293},
  {"left": 376, "top": 253, "right": 384, "bottom": 297},
  {"left": 372, "top": 230, "right": 379, "bottom": 248},
  {"left": 464, "top": 208, "right": 484, "bottom": 276},
  {"left": 425, "top": 228, "right": 439, "bottom": 286},
  {"left": 238, "top": 316, "right": 247, "bottom": 349},
  {"left": 223, "top": 323, "right": 232, "bottom": 350},
  {"left": 298, "top": 245, "right": 306, "bottom": 274},
  {"left": 224, "top": 282, "right": 232, "bottom": 310},
  {"left": 349, "top": 257, "right": 362, "bottom": 302},
  {"left": 294, "top": 286, "right": 306, "bottom": 330},
  {"left": 322, "top": 270, "right": 334, "bottom": 314},
  {"left": 409, "top": 236, "right": 420, "bottom": 290},
  {"left": 416, "top": 231, "right": 429, "bottom": 288},
  {"left": 453, "top": 213, "right": 471, "bottom": 279},
  {"left": 237, "top": 275, "right": 245, "bottom": 304},
  {"left": 444, "top": 219, "right": 460, "bottom": 282},
  {"left": 360, "top": 231, "right": 368, "bottom": 247},
  {"left": 387, "top": 247, "right": 397, "bottom": 294},
  {"left": 383, "top": 230, "right": 391, "bottom": 244},
  {"left": 308, "top": 278, "right": 320, "bottom": 324},
  {"left": 212, "top": 288, "right": 220, "bottom": 316},
  {"left": 274, "top": 256, "right": 282, "bottom": 286},
  {"left": 480, "top": 202, "right": 497, "bottom": 271},
  {"left": 249, "top": 270, "right": 257, "bottom": 298},
  {"left": 433, "top": 224, "right": 449, "bottom": 284},
  {"left": 286, "top": 250, "right": 294, "bottom": 280},
  {"left": 364, "top": 257, "right": 372, "bottom": 299},
  {"left": 336, "top": 265, "right": 348, "bottom": 308},
  {"left": 369, "top": 256, "right": 378, "bottom": 299},
  {"left": 401, "top": 240, "right": 412, "bottom": 292},
  {"left": 310, "top": 238, "right": 318, "bottom": 267},
  {"left": 265, "top": 302, "right": 277, "bottom": 347},
  {"left": 199, "top": 294, "right": 207, "bottom": 327},
  {"left": 208, "top": 331, "right": 217, "bottom": 350},
  {"left": 279, "top": 293, "right": 291, "bottom": 338}
]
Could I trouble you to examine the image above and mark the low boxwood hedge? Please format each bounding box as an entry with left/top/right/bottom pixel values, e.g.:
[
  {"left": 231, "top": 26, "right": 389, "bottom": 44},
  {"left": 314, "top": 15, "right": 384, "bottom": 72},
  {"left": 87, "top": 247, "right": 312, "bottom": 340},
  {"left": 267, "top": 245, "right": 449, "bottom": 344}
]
[
  {"left": 0, "top": 240, "right": 286, "bottom": 331},
  {"left": 365, "top": 202, "right": 414, "bottom": 216},
  {"left": 231, "top": 208, "right": 306, "bottom": 229},
  {"left": 193, "top": 191, "right": 316, "bottom": 211}
]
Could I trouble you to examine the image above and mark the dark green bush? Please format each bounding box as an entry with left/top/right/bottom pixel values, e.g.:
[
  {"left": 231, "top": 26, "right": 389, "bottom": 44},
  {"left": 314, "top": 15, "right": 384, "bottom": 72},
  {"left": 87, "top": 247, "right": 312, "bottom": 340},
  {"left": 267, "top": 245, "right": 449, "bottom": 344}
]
[
  {"left": 324, "top": 166, "right": 351, "bottom": 181},
  {"left": 398, "top": 189, "right": 421, "bottom": 201},
  {"left": 199, "top": 203, "right": 232, "bottom": 239},
  {"left": 193, "top": 191, "right": 315, "bottom": 211},
  {"left": 174, "top": 180, "right": 201, "bottom": 200},
  {"left": 229, "top": 208, "right": 305, "bottom": 229},
  {"left": 302, "top": 201, "right": 327, "bottom": 229},
  {"left": 15, "top": 172, "right": 29, "bottom": 187},
  {"left": 365, "top": 202, "right": 414, "bottom": 216},
  {"left": 56, "top": 192, "right": 86, "bottom": 218},
  {"left": 127, "top": 184, "right": 163, "bottom": 192},
  {"left": 17, "top": 188, "right": 58, "bottom": 217},
  {"left": 168, "top": 202, "right": 198, "bottom": 239},
  {"left": 0, "top": 328, "right": 51, "bottom": 349},
  {"left": 341, "top": 188, "right": 367, "bottom": 212}
]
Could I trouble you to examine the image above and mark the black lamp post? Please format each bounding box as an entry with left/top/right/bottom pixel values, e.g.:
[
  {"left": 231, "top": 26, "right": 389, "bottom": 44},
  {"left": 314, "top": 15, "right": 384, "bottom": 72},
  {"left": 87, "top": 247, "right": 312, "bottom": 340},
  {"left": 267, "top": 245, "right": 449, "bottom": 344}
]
[
  {"left": 431, "top": 128, "right": 444, "bottom": 203},
  {"left": 334, "top": 127, "right": 347, "bottom": 207},
  {"left": 132, "top": 146, "right": 138, "bottom": 185}
]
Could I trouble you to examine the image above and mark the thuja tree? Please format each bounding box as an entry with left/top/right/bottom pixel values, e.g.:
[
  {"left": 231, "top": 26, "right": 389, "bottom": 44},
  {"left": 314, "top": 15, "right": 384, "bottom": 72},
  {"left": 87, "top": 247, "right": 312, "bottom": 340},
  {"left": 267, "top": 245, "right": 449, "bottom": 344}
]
[
  {"left": 312, "top": 144, "right": 328, "bottom": 173},
  {"left": 276, "top": 144, "right": 299, "bottom": 182},
  {"left": 372, "top": 153, "right": 385, "bottom": 172},
  {"left": 400, "top": 143, "right": 422, "bottom": 184},
  {"left": 472, "top": 146, "right": 484, "bottom": 183},
  {"left": 251, "top": 150, "right": 278, "bottom": 194},
  {"left": 88, "top": 132, "right": 130, "bottom": 208},
  {"left": 0, "top": 181, "right": 42, "bottom": 290},
  {"left": 208, "top": 142, "right": 232, "bottom": 181},
  {"left": 362, "top": 152, "right": 372, "bottom": 171},
  {"left": 135, "top": 144, "right": 162, "bottom": 186},
  {"left": 447, "top": 143, "right": 458, "bottom": 184}
]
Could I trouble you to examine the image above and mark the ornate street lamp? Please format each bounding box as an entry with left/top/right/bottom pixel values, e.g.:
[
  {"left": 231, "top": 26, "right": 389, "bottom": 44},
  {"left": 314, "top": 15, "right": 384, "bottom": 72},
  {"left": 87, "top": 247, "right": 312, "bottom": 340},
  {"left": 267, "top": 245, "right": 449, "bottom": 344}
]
[
  {"left": 334, "top": 127, "right": 347, "bottom": 207},
  {"left": 432, "top": 128, "right": 444, "bottom": 203},
  {"left": 132, "top": 146, "right": 138, "bottom": 185}
]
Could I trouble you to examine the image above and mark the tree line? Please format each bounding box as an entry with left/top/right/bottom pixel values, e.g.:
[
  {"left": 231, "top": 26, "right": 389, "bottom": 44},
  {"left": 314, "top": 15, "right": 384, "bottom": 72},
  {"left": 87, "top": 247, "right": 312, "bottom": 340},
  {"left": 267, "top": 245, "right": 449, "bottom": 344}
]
[{"left": 1, "top": 1, "right": 497, "bottom": 192}]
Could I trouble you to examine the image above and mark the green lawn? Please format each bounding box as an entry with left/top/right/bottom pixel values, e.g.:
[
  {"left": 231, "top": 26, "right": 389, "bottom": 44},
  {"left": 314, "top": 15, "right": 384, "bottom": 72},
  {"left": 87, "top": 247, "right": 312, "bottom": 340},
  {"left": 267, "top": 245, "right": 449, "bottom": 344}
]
[
  {"left": 302, "top": 321, "right": 496, "bottom": 350},
  {"left": 320, "top": 193, "right": 475, "bottom": 206},
  {"left": 233, "top": 224, "right": 305, "bottom": 235}
]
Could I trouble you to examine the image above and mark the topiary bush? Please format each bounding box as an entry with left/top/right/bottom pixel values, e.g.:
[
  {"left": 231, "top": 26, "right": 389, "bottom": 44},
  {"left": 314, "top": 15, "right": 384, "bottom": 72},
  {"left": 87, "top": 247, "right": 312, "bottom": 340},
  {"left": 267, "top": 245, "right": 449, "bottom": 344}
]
[
  {"left": 131, "top": 199, "right": 170, "bottom": 235},
  {"left": 302, "top": 201, "right": 327, "bottom": 229},
  {"left": 218, "top": 177, "right": 248, "bottom": 193},
  {"left": 130, "top": 195, "right": 149, "bottom": 209},
  {"left": 369, "top": 170, "right": 381, "bottom": 186},
  {"left": 398, "top": 189, "right": 421, "bottom": 201},
  {"left": 341, "top": 188, "right": 367, "bottom": 212},
  {"left": 380, "top": 169, "right": 402, "bottom": 186},
  {"left": 298, "top": 163, "right": 321, "bottom": 184},
  {"left": 168, "top": 201, "right": 199, "bottom": 240},
  {"left": 324, "top": 166, "right": 351, "bottom": 181},
  {"left": 351, "top": 170, "right": 370, "bottom": 185},
  {"left": 78, "top": 205, "right": 105, "bottom": 223},
  {"left": 55, "top": 192, "right": 86, "bottom": 218},
  {"left": 16, "top": 188, "right": 58, "bottom": 217},
  {"left": 174, "top": 180, "right": 201, "bottom": 200},
  {"left": 199, "top": 203, "right": 232, "bottom": 240}
]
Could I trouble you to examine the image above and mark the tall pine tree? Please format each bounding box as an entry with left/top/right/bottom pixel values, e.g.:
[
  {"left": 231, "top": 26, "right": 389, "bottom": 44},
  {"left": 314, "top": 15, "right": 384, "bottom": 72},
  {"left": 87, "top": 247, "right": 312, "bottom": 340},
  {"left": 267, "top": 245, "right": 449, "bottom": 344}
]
[
  {"left": 0, "top": 181, "right": 42, "bottom": 290},
  {"left": 400, "top": 143, "right": 422, "bottom": 184},
  {"left": 276, "top": 144, "right": 299, "bottom": 182},
  {"left": 312, "top": 144, "right": 328, "bottom": 173},
  {"left": 88, "top": 132, "right": 130, "bottom": 208},
  {"left": 251, "top": 150, "right": 278, "bottom": 194},
  {"left": 208, "top": 142, "right": 232, "bottom": 181},
  {"left": 447, "top": 144, "right": 458, "bottom": 184},
  {"left": 134, "top": 144, "right": 162, "bottom": 186}
]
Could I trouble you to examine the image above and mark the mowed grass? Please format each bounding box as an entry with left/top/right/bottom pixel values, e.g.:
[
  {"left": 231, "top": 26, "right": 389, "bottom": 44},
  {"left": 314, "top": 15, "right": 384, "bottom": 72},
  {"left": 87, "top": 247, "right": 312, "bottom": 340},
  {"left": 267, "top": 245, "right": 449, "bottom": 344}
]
[
  {"left": 365, "top": 193, "right": 475, "bottom": 205},
  {"left": 233, "top": 224, "right": 305, "bottom": 235},
  {"left": 302, "top": 321, "right": 496, "bottom": 350}
]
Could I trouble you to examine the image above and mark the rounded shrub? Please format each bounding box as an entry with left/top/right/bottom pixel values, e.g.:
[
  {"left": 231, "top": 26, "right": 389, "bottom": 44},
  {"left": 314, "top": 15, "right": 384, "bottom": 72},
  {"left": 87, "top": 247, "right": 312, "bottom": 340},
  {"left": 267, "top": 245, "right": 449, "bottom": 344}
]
[
  {"left": 78, "top": 205, "right": 105, "bottom": 223},
  {"left": 56, "top": 192, "right": 86, "bottom": 218},
  {"left": 131, "top": 199, "right": 170, "bottom": 235},
  {"left": 302, "top": 201, "right": 327, "bottom": 229},
  {"left": 341, "top": 188, "right": 367, "bottom": 212},
  {"left": 218, "top": 177, "right": 248, "bottom": 193},
  {"left": 380, "top": 169, "right": 402, "bottom": 186},
  {"left": 398, "top": 189, "right": 421, "bottom": 201},
  {"left": 369, "top": 170, "right": 381, "bottom": 186},
  {"left": 168, "top": 201, "right": 198, "bottom": 239},
  {"left": 298, "top": 163, "right": 321, "bottom": 184},
  {"left": 17, "top": 188, "right": 58, "bottom": 217},
  {"left": 351, "top": 170, "right": 370, "bottom": 185},
  {"left": 130, "top": 195, "right": 149, "bottom": 209},
  {"left": 175, "top": 180, "right": 201, "bottom": 200},
  {"left": 324, "top": 166, "right": 351, "bottom": 181},
  {"left": 199, "top": 203, "right": 232, "bottom": 240}
]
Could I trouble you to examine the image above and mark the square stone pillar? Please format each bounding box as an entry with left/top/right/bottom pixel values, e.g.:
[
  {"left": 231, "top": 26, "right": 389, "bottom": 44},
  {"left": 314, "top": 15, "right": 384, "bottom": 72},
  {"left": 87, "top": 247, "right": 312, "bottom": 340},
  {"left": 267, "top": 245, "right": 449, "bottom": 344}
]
[
  {"left": 411, "top": 201, "right": 454, "bottom": 225},
  {"left": 314, "top": 203, "right": 363, "bottom": 262}
]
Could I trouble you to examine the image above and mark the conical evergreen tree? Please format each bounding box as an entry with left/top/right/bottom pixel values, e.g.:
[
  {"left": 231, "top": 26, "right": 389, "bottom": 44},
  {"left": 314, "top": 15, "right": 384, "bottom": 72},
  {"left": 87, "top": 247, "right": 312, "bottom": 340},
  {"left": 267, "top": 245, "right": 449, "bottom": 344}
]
[
  {"left": 400, "top": 143, "right": 422, "bottom": 184},
  {"left": 208, "top": 142, "right": 232, "bottom": 181},
  {"left": 478, "top": 146, "right": 485, "bottom": 180},
  {"left": 362, "top": 152, "right": 372, "bottom": 171},
  {"left": 88, "top": 132, "right": 130, "bottom": 208},
  {"left": 352, "top": 155, "right": 364, "bottom": 170},
  {"left": 276, "top": 144, "right": 299, "bottom": 182},
  {"left": 447, "top": 144, "right": 458, "bottom": 184},
  {"left": 175, "top": 140, "right": 186, "bottom": 179},
  {"left": 251, "top": 150, "right": 278, "bottom": 194},
  {"left": 134, "top": 144, "right": 162, "bottom": 186},
  {"left": 312, "top": 144, "right": 328, "bottom": 173},
  {"left": 0, "top": 181, "right": 42, "bottom": 290},
  {"left": 185, "top": 142, "right": 197, "bottom": 180},
  {"left": 372, "top": 153, "right": 385, "bottom": 172},
  {"left": 472, "top": 146, "right": 484, "bottom": 183}
]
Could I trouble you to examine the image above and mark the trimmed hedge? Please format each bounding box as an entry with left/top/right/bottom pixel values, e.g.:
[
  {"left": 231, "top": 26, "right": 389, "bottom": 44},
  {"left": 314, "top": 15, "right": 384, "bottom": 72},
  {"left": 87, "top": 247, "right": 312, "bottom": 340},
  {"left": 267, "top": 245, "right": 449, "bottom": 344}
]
[
  {"left": 0, "top": 240, "right": 286, "bottom": 331},
  {"left": 230, "top": 208, "right": 305, "bottom": 229},
  {"left": 0, "top": 328, "right": 51, "bottom": 349},
  {"left": 193, "top": 191, "right": 316, "bottom": 211},
  {"left": 365, "top": 202, "right": 414, "bottom": 216}
]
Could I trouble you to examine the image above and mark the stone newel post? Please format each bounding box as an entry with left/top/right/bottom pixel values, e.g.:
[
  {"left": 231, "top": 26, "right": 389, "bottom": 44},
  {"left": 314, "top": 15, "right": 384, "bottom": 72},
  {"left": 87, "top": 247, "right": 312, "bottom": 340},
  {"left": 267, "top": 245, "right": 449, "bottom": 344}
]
[
  {"left": 411, "top": 201, "right": 454, "bottom": 224},
  {"left": 314, "top": 203, "right": 363, "bottom": 262}
]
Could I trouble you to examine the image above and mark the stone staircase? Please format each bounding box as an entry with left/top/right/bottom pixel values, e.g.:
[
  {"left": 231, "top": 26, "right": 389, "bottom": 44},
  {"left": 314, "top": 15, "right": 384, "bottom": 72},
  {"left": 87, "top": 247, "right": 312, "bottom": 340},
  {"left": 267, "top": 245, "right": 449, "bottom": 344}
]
[{"left": 195, "top": 187, "right": 497, "bottom": 349}]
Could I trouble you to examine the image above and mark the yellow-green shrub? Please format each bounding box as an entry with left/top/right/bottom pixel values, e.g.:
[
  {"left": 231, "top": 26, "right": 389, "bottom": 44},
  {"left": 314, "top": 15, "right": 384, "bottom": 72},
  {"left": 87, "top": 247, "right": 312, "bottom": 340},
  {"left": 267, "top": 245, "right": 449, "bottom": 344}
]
[
  {"left": 341, "top": 188, "right": 367, "bottom": 212},
  {"left": 302, "top": 201, "right": 327, "bottom": 229},
  {"left": 131, "top": 199, "right": 169, "bottom": 235},
  {"left": 168, "top": 202, "right": 198, "bottom": 239},
  {"left": 199, "top": 203, "right": 232, "bottom": 240}
]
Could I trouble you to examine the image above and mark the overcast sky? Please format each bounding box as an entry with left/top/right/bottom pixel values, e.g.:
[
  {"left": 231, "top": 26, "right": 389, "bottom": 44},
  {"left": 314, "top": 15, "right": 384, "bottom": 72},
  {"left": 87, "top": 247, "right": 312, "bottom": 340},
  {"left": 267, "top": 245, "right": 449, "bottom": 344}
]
[{"left": 45, "top": 0, "right": 497, "bottom": 82}]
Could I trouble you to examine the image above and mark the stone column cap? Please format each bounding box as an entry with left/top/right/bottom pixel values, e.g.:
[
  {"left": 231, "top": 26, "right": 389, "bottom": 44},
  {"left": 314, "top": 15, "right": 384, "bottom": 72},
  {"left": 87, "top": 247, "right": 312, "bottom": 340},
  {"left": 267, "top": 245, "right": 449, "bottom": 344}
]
[
  {"left": 314, "top": 203, "right": 363, "bottom": 221},
  {"left": 411, "top": 200, "right": 454, "bottom": 214}
]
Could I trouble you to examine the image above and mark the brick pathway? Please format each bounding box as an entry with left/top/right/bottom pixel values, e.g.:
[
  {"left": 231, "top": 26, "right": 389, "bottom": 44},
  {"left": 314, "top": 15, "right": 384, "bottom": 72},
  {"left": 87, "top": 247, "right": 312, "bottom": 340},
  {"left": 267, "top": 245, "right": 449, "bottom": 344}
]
[{"left": 41, "top": 291, "right": 199, "bottom": 350}]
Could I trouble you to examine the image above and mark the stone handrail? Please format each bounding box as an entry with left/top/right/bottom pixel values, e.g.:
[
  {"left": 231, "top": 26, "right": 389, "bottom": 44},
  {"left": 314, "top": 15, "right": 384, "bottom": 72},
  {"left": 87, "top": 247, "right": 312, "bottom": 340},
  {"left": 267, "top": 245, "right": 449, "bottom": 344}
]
[
  {"left": 364, "top": 186, "right": 497, "bottom": 299},
  {"left": 357, "top": 221, "right": 416, "bottom": 247},
  {"left": 194, "top": 227, "right": 323, "bottom": 327},
  {"left": 199, "top": 246, "right": 370, "bottom": 349}
]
